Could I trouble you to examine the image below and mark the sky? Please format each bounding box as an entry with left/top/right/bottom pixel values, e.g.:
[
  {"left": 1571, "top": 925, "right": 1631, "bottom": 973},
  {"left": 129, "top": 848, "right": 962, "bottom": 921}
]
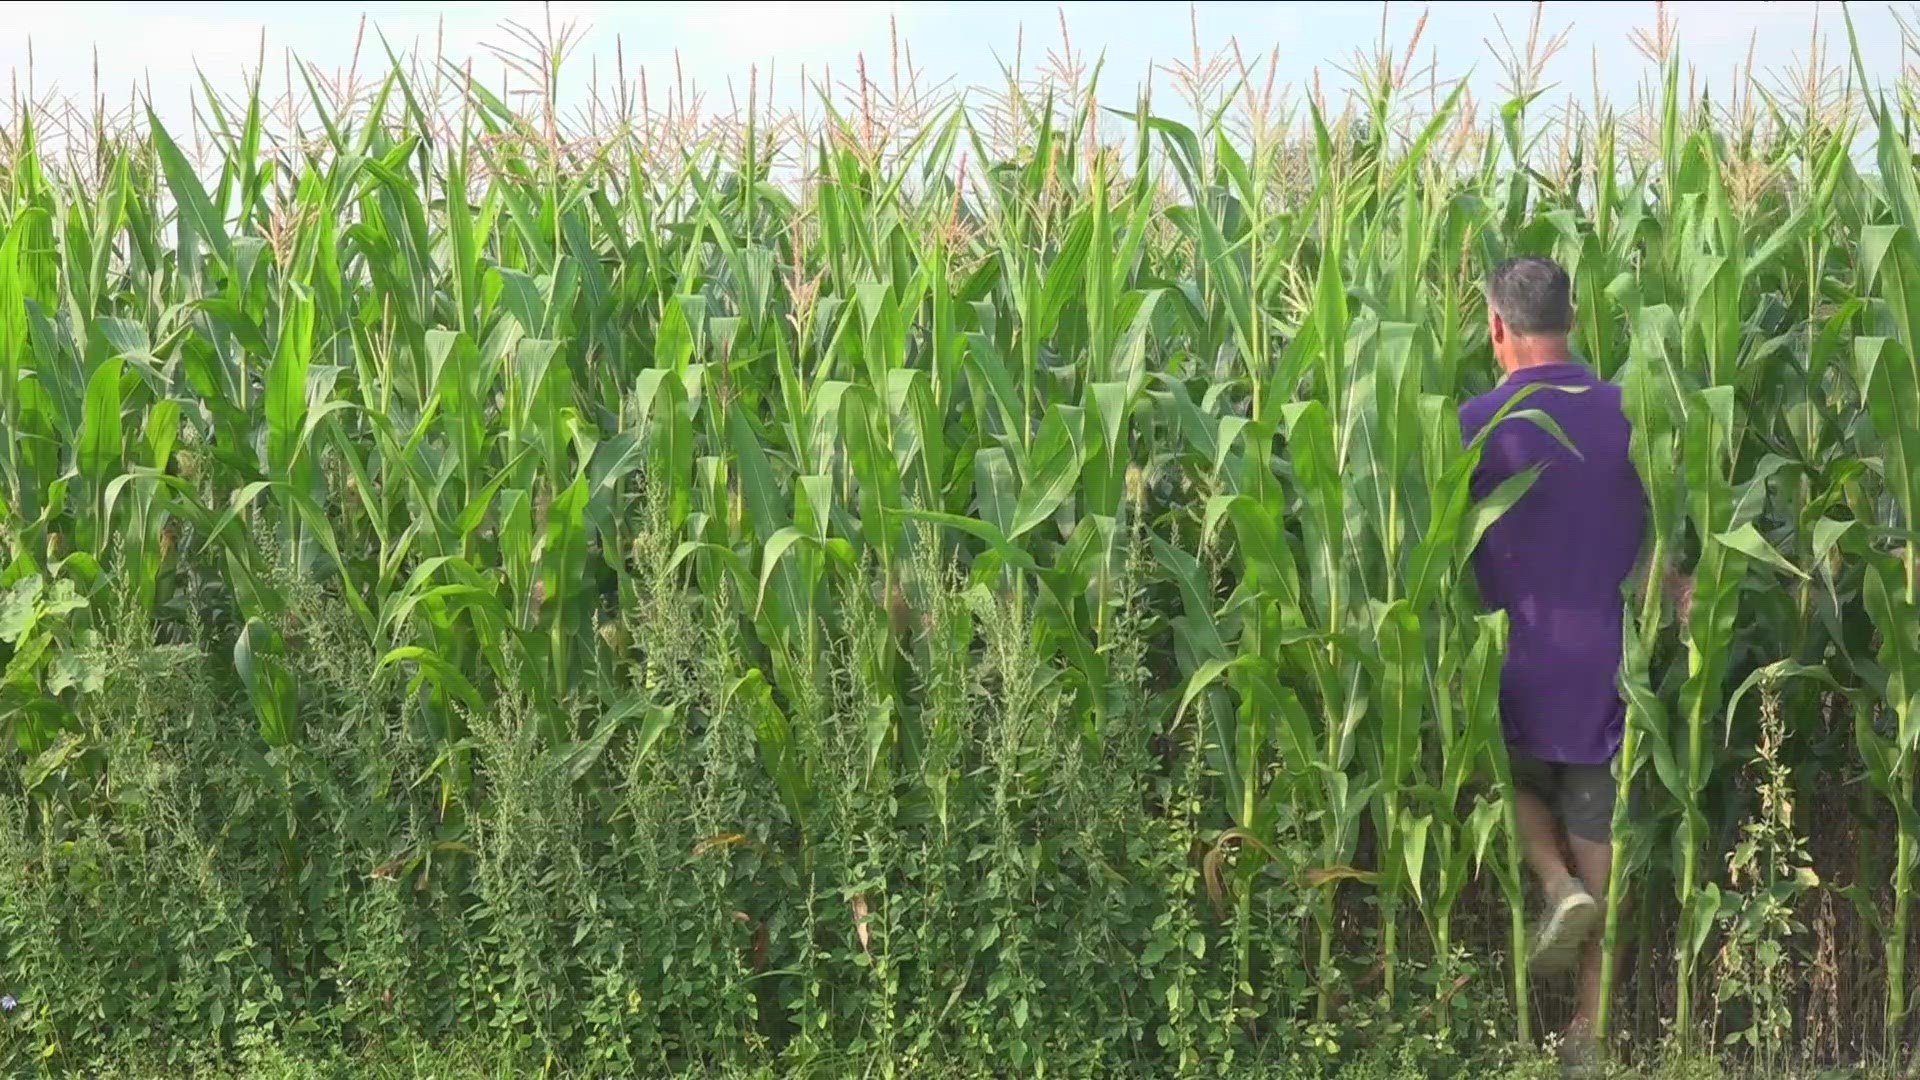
[{"left": 1, "top": 2, "right": 1912, "bottom": 132}]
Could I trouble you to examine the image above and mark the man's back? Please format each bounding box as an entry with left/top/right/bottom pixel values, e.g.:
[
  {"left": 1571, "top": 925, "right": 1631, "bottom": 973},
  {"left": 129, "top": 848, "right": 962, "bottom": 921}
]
[{"left": 1461, "top": 361, "right": 1647, "bottom": 765}]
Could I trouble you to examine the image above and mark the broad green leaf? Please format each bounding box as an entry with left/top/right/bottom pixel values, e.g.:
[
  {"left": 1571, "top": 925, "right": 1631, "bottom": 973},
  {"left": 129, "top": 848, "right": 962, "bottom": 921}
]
[
  {"left": 148, "top": 111, "right": 232, "bottom": 267},
  {"left": 755, "top": 527, "right": 814, "bottom": 617},
  {"left": 1402, "top": 814, "right": 1432, "bottom": 905},
  {"left": 78, "top": 357, "right": 124, "bottom": 490},
  {"left": 1713, "top": 523, "right": 1807, "bottom": 581},
  {"left": 266, "top": 291, "right": 315, "bottom": 479},
  {"left": 1722, "top": 659, "right": 1840, "bottom": 745},
  {"left": 973, "top": 447, "right": 1017, "bottom": 538},
  {"left": 1463, "top": 466, "right": 1543, "bottom": 556},
  {"left": 1009, "top": 407, "right": 1082, "bottom": 540}
]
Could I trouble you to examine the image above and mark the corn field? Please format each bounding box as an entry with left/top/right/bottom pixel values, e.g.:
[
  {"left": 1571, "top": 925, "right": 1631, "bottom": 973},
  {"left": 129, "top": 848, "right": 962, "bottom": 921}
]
[{"left": 2, "top": 7, "right": 1919, "bottom": 1076}]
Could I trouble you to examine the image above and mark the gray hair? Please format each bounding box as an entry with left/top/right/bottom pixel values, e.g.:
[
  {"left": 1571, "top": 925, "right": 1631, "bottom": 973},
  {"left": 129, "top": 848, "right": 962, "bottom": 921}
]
[{"left": 1487, "top": 256, "right": 1574, "bottom": 336}]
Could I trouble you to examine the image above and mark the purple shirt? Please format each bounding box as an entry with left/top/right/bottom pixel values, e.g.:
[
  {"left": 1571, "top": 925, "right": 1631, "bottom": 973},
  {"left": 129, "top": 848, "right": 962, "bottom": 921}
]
[{"left": 1460, "top": 361, "right": 1647, "bottom": 765}]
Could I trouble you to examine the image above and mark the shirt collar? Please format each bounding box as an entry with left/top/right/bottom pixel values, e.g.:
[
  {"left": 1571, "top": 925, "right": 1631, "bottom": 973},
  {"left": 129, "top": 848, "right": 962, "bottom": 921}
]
[{"left": 1501, "top": 361, "right": 1590, "bottom": 386}]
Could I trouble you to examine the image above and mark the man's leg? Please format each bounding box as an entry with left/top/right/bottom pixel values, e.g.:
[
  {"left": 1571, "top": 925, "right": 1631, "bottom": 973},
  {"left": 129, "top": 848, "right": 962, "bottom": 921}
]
[
  {"left": 1515, "top": 784, "right": 1576, "bottom": 892},
  {"left": 1567, "top": 833, "right": 1612, "bottom": 1032},
  {"left": 1510, "top": 755, "right": 1576, "bottom": 892},
  {"left": 1511, "top": 754, "right": 1600, "bottom": 978},
  {"left": 1561, "top": 763, "right": 1621, "bottom": 1035}
]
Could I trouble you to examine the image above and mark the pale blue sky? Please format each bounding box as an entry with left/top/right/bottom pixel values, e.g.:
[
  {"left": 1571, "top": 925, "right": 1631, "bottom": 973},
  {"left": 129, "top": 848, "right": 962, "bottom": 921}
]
[{"left": 2, "top": 3, "right": 1910, "bottom": 130}]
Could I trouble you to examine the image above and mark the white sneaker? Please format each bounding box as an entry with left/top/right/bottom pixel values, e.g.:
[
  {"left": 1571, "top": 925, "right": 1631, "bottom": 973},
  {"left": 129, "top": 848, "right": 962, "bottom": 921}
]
[{"left": 1530, "top": 878, "right": 1598, "bottom": 978}]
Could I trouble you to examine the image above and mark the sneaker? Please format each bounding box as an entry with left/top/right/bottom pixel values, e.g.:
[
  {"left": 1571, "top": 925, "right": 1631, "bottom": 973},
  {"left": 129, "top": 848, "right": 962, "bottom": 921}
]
[{"left": 1529, "top": 877, "right": 1598, "bottom": 978}]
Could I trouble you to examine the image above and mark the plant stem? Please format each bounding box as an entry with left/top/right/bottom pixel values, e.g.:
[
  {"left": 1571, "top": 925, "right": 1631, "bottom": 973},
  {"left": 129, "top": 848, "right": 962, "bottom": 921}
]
[
  {"left": 1503, "top": 792, "right": 1532, "bottom": 1046},
  {"left": 1891, "top": 782, "right": 1913, "bottom": 1060},
  {"left": 1600, "top": 536, "right": 1666, "bottom": 1043}
]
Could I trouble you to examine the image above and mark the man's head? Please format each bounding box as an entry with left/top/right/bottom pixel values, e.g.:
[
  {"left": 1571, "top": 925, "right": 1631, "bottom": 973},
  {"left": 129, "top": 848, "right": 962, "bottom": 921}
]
[{"left": 1486, "top": 256, "right": 1574, "bottom": 373}]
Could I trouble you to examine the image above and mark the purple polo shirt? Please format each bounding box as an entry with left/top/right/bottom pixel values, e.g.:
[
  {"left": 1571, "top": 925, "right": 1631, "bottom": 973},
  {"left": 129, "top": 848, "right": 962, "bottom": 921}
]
[{"left": 1460, "top": 361, "right": 1647, "bottom": 765}]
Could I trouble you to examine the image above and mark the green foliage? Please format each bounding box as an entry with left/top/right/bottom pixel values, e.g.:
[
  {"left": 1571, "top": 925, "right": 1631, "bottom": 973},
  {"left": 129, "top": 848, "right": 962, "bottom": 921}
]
[{"left": 1, "top": 10, "right": 1917, "bottom": 1078}]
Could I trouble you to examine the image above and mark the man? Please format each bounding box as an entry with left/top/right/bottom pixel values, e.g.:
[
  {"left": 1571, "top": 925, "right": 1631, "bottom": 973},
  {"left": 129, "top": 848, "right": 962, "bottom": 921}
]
[{"left": 1460, "top": 256, "right": 1648, "bottom": 1044}]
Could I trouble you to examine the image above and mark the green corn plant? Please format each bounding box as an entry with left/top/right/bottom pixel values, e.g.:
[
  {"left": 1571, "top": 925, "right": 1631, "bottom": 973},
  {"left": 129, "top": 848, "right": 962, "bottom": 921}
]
[
  {"left": 1597, "top": 307, "right": 1684, "bottom": 1044},
  {"left": 11, "top": 12, "right": 1920, "bottom": 1070},
  {"left": 1406, "top": 402, "right": 1535, "bottom": 1021},
  {"left": 1666, "top": 385, "right": 1746, "bottom": 1040},
  {"left": 1858, "top": 225, "right": 1920, "bottom": 1058},
  {"left": 1471, "top": 611, "right": 1534, "bottom": 1046},
  {"left": 1179, "top": 416, "right": 1312, "bottom": 1018},
  {"left": 1276, "top": 392, "right": 1369, "bottom": 1024}
]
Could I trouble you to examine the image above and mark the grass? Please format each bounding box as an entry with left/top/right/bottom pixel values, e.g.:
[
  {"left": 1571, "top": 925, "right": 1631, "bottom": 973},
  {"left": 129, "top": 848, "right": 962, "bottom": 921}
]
[{"left": 74, "top": 1037, "right": 1914, "bottom": 1080}]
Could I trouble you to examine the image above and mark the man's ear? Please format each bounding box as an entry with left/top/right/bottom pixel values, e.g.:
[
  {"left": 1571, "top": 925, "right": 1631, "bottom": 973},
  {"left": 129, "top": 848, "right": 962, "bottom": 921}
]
[{"left": 1489, "top": 310, "right": 1506, "bottom": 345}]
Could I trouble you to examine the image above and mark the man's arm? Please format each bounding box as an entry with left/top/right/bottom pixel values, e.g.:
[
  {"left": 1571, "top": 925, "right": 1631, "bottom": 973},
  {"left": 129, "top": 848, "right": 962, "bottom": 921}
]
[{"left": 1666, "top": 567, "right": 1694, "bottom": 627}]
